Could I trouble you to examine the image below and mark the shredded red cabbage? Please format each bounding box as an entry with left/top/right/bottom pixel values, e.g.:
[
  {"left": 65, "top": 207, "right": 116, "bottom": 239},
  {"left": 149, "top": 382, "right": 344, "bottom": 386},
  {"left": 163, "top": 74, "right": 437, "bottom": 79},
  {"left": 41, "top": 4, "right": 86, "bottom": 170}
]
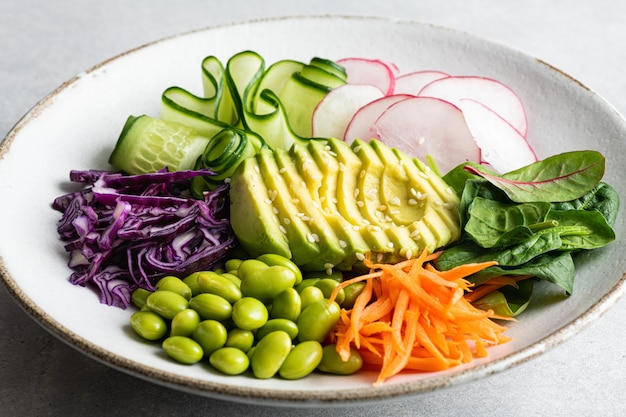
[{"left": 52, "top": 168, "right": 235, "bottom": 308}]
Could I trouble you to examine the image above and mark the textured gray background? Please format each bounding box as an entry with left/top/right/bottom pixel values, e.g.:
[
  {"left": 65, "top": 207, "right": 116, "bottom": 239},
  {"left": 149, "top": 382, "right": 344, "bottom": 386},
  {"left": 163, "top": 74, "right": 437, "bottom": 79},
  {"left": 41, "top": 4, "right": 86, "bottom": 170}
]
[{"left": 1, "top": 1, "right": 625, "bottom": 416}]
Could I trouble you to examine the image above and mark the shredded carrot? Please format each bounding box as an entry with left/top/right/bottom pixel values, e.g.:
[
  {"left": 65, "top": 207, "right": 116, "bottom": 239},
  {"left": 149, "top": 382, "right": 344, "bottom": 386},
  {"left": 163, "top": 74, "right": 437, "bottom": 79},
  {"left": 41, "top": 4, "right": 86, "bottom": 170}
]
[
  {"left": 328, "top": 249, "right": 511, "bottom": 386},
  {"left": 463, "top": 274, "right": 534, "bottom": 304}
]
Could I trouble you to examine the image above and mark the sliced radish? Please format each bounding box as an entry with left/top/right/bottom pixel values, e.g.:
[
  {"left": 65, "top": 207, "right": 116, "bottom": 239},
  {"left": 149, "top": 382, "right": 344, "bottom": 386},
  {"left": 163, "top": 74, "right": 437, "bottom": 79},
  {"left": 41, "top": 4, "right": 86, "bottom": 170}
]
[
  {"left": 344, "top": 94, "right": 413, "bottom": 144},
  {"left": 311, "top": 84, "right": 385, "bottom": 139},
  {"left": 337, "top": 57, "right": 396, "bottom": 96},
  {"left": 458, "top": 98, "right": 537, "bottom": 173},
  {"left": 393, "top": 70, "right": 449, "bottom": 95},
  {"left": 418, "top": 76, "right": 528, "bottom": 137},
  {"left": 373, "top": 97, "right": 481, "bottom": 174}
]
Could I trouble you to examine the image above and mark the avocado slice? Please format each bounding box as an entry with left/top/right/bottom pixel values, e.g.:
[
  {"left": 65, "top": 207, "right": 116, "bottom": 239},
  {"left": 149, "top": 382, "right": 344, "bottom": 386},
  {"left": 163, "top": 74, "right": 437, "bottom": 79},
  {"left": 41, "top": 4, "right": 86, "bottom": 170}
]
[
  {"left": 256, "top": 149, "right": 322, "bottom": 266},
  {"left": 273, "top": 147, "right": 347, "bottom": 271},
  {"left": 303, "top": 139, "right": 370, "bottom": 270},
  {"left": 228, "top": 157, "right": 291, "bottom": 259}
]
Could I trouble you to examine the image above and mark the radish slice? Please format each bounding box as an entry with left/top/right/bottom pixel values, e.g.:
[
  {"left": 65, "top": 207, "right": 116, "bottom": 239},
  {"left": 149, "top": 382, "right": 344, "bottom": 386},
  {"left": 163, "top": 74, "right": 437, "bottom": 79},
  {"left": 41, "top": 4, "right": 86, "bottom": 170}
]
[
  {"left": 418, "top": 76, "right": 528, "bottom": 137},
  {"left": 393, "top": 70, "right": 449, "bottom": 95},
  {"left": 337, "top": 57, "right": 396, "bottom": 95},
  {"left": 458, "top": 98, "right": 537, "bottom": 173},
  {"left": 344, "top": 94, "right": 413, "bottom": 144},
  {"left": 373, "top": 97, "right": 481, "bottom": 174},
  {"left": 312, "top": 84, "right": 385, "bottom": 139}
]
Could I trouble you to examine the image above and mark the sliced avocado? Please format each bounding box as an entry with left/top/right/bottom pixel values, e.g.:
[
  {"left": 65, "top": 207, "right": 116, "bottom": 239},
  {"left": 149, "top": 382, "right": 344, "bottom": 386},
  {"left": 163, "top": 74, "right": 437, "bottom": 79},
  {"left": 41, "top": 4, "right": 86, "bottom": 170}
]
[
  {"left": 228, "top": 157, "right": 291, "bottom": 259},
  {"left": 256, "top": 148, "right": 322, "bottom": 266},
  {"left": 391, "top": 146, "right": 461, "bottom": 250},
  {"left": 326, "top": 138, "right": 395, "bottom": 259},
  {"left": 304, "top": 140, "right": 370, "bottom": 270},
  {"left": 351, "top": 139, "right": 421, "bottom": 262},
  {"left": 273, "top": 147, "right": 347, "bottom": 271}
]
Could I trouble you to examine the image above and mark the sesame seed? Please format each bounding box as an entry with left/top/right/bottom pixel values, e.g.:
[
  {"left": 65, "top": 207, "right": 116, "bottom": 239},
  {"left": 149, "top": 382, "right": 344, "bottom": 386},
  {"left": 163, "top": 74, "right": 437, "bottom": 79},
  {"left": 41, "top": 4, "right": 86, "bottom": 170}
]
[
  {"left": 377, "top": 252, "right": 384, "bottom": 262},
  {"left": 324, "top": 262, "right": 334, "bottom": 270},
  {"left": 272, "top": 207, "right": 278, "bottom": 214},
  {"left": 378, "top": 204, "right": 387, "bottom": 211},
  {"left": 353, "top": 188, "right": 360, "bottom": 198},
  {"left": 307, "top": 234, "right": 316, "bottom": 243},
  {"left": 279, "top": 225, "right": 287, "bottom": 234},
  {"left": 357, "top": 201, "right": 364, "bottom": 208},
  {"left": 283, "top": 218, "right": 291, "bottom": 225},
  {"left": 339, "top": 240, "right": 347, "bottom": 248},
  {"left": 356, "top": 253, "right": 365, "bottom": 261},
  {"left": 279, "top": 167, "right": 287, "bottom": 174},
  {"left": 353, "top": 145, "right": 362, "bottom": 153},
  {"left": 408, "top": 199, "right": 418, "bottom": 205},
  {"left": 390, "top": 197, "right": 401, "bottom": 206},
  {"left": 405, "top": 249, "right": 413, "bottom": 260},
  {"left": 264, "top": 198, "right": 272, "bottom": 204}
]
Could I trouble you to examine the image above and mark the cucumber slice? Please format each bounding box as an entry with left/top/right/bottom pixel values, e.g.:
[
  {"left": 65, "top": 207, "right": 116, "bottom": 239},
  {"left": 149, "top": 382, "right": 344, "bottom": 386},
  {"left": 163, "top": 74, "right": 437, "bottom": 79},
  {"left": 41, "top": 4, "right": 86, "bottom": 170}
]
[{"left": 108, "top": 115, "right": 210, "bottom": 174}]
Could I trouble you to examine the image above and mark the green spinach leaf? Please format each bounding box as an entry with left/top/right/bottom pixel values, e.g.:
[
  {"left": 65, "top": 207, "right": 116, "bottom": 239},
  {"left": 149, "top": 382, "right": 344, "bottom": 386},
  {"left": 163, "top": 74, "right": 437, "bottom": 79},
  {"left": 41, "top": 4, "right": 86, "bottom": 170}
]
[
  {"left": 551, "top": 181, "right": 620, "bottom": 227},
  {"left": 544, "top": 209, "right": 616, "bottom": 250}
]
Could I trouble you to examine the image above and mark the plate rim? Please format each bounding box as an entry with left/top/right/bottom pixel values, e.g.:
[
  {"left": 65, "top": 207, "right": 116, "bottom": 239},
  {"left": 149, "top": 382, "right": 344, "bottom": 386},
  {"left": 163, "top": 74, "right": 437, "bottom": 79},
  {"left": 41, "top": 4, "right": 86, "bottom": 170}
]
[{"left": 1, "top": 14, "right": 625, "bottom": 406}]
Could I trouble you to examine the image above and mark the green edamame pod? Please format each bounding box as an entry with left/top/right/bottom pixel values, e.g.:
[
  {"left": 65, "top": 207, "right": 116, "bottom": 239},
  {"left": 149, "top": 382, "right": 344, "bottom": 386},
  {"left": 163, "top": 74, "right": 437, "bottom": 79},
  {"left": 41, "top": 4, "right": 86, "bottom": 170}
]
[
  {"left": 192, "top": 320, "right": 227, "bottom": 356},
  {"left": 130, "top": 310, "right": 168, "bottom": 341},
  {"left": 271, "top": 288, "right": 301, "bottom": 322},
  {"left": 250, "top": 330, "right": 292, "bottom": 379},
  {"left": 317, "top": 344, "right": 363, "bottom": 375},
  {"left": 156, "top": 276, "right": 193, "bottom": 300},
  {"left": 162, "top": 336, "right": 204, "bottom": 365},
  {"left": 256, "top": 318, "right": 299, "bottom": 341},
  {"left": 189, "top": 293, "right": 233, "bottom": 321},
  {"left": 146, "top": 290, "right": 189, "bottom": 320},
  {"left": 256, "top": 253, "right": 303, "bottom": 285},
  {"left": 131, "top": 288, "right": 152, "bottom": 309},
  {"left": 196, "top": 271, "right": 242, "bottom": 304},
  {"left": 210, "top": 347, "right": 250, "bottom": 375},
  {"left": 296, "top": 299, "right": 341, "bottom": 343},
  {"left": 279, "top": 341, "right": 323, "bottom": 380},
  {"left": 170, "top": 308, "right": 201, "bottom": 337}
]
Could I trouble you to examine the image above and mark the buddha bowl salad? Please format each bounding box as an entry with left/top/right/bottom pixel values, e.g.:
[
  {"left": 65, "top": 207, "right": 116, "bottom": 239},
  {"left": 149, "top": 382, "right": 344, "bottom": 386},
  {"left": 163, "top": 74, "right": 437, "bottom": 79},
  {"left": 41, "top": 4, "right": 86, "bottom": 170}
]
[{"left": 52, "top": 51, "right": 619, "bottom": 385}]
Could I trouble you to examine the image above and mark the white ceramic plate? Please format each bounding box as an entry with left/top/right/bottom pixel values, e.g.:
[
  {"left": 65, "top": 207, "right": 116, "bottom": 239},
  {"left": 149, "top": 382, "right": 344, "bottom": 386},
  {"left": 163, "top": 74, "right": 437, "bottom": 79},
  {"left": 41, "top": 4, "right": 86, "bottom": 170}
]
[{"left": 1, "top": 16, "right": 625, "bottom": 407}]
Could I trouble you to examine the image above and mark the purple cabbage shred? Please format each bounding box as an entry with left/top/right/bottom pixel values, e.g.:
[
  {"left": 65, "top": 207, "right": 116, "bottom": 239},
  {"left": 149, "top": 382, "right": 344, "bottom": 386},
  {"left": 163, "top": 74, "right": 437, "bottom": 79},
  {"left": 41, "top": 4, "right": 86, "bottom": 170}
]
[{"left": 52, "top": 168, "right": 236, "bottom": 308}]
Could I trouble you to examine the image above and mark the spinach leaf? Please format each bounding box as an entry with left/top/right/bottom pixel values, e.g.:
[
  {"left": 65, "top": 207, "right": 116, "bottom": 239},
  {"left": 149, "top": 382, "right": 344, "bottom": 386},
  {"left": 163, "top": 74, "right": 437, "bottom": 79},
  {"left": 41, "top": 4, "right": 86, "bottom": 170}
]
[
  {"left": 436, "top": 232, "right": 563, "bottom": 270},
  {"left": 458, "top": 179, "right": 510, "bottom": 230},
  {"left": 551, "top": 182, "right": 620, "bottom": 227},
  {"left": 464, "top": 150, "right": 605, "bottom": 203},
  {"left": 545, "top": 209, "right": 616, "bottom": 250},
  {"left": 469, "top": 251, "right": 575, "bottom": 294},
  {"left": 443, "top": 161, "right": 485, "bottom": 196},
  {"left": 472, "top": 279, "right": 534, "bottom": 317},
  {"left": 465, "top": 197, "right": 552, "bottom": 248}
]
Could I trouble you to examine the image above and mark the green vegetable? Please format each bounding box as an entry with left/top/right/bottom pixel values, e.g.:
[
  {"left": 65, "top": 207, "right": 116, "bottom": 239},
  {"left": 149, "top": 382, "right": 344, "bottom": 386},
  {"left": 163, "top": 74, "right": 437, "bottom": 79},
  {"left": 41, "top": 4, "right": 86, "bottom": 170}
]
[
  {"left": 162, "top": 336, "right": 204, "bottom": 365},
  {"left": 196, "top": 271, "right": 242, "bottom": 304},
  {"left": 155, "top": 276, "right": 193, "bottom": 301},
  {"left": 317, "top": 344, "right": 363, "bottom": 375},
  {"left": 170, "top": 309, "right": 201, "bottom": 337},
  {"left": 256, "top": 318, "right": 299, "bottom": 341},
  {"left": 130, "top": 310, "right": 168, "bottom": 341},
  {"left": 188, "top": 293, "right": 233, "bottom": 321},
  {"left": 146, "top": 290, "right": 189, "bottom": 320},
  {"left": 225, "top": 328, "right": 255, "bottom": 352},
  {"left": 231, "top": 297, "right": 269, "bottom": 330},
  {"left": 209, "top": 347, "right": 250, "bottom": 375},
  {"left": 279, "top": 341, "right": 323, "bottom": 380},
  {"left": 192, "top": 320, "right": 227, "bottom": 356},
  {"left": 250, "top": 330, "right": 292, "bottom": 379},
  {"left": 296, "top": 299, "right": 341, "bottom": 343},
  {"left": 464, "top": 150, "right": 605, "bottom": 203},
  {"left": 270, "top": 288, "right": 302, "bottom": 322}
]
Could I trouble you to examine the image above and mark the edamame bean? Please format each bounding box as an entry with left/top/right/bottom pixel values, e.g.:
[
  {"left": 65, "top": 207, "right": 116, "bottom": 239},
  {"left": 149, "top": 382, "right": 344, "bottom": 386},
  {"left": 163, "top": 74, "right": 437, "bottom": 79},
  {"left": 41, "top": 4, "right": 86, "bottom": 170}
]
[
  {"left": 256, "top": 319, "right": 299, "bottom": 341},
  {"left": 256, "top": 254, "right": 303, "bottom": 285},
  {"left": 314, "top": 278, "right": 345, "bottom": 305},
  {"left": 225, "top": 328, "right": 255, "bottom": 352},
  {"left": 240, "top": 265, "right": 297, "bottom": 304},
  {"left": 220, "top": 272, "right": 242, "bottom": 287},
  {"left": 250, "top": 330, "right": 292, "bottom": 379},
  {"left": 162, "top": 336, "right": 204, "bottom": 364},
  {"left": 298, "top": 286, "right": 325, "bottom": 310},
  {"left": 295, "top": 278, "right": 320, "bottom": 293},
  {"left": 271, "top": 288, "right": 301, "bottom": 322},
  {"left": 209, "top": 347, "right": 250, "bottom": 375},
  {"left": 192, "top": 320, "right": 227, "bottom": 356},
  {"left": 341, "top": 282, "right": 366, "bottom": 309},
  {"left": 196, "top": 271, "right": 242, "bottom": 304},
  {"left": 224, "top": 258, "right": 243, "bottom": 273},
  {"left": 130, "top": 288, "right": 152, "bottom": 309},
  {"left": 170, "top": 308, "right": 201, "bottom": 337},
  {"left": 237, "top": 259, "right": 269, "bottom": 278},
  {"left": 278, "top": 341, "right": 323, "bottom": 380},
  {"left": 231, "top": 297, "right": 268, "bottom": 330},
  {"left": 303, "top": 269, "right": 343, "bottom": 282},
  {"left": 146, "top": 290, "right": 189, "bottom": 320},
  {"left": 182, "top": 272, "right": 202, "bottom": 296},
  {"left": 317, "top": 344, "right": 363, "bottom": 375},
  {"left": 156, "top": 276, "right": 193, "bottom": 300},
  {"left": 296, "top": 299, "right": 341, "bottom": 343},
  {"left": 188, "top": 293, "right": 232, "bottom": 321},
  {"left": 130, "top": 310, "right": 168, "bottom": 341}
]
